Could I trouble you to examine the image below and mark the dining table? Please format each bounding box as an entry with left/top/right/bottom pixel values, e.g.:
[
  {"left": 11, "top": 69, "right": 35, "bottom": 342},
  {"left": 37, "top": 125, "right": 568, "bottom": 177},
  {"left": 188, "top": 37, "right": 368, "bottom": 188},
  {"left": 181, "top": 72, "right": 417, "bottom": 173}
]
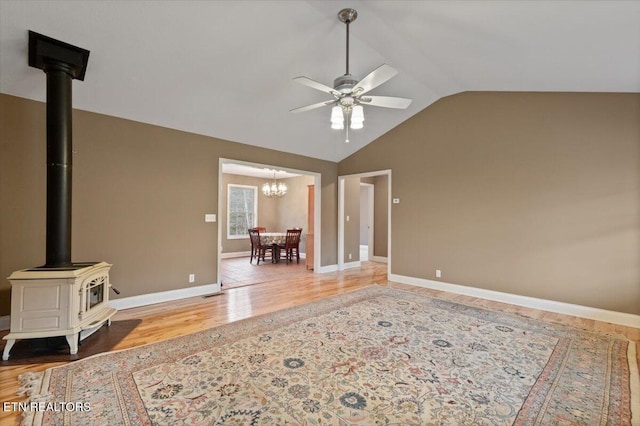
[
  {"left": 259, "top": 232, "right": 286, "bottom": 263},
  {"left": 259, "top": 232, "right": 287, "bottom": 246}
]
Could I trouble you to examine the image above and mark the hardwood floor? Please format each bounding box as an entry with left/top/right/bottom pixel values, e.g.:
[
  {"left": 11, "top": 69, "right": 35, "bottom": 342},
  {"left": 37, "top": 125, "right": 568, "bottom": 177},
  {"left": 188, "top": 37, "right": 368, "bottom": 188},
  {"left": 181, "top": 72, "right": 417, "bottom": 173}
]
[
  {"left": 220, "top": 256, "right": 309, "bottom": 290},
  {"left": 1, "top": 261, "right": 638, "bottom": 425}
]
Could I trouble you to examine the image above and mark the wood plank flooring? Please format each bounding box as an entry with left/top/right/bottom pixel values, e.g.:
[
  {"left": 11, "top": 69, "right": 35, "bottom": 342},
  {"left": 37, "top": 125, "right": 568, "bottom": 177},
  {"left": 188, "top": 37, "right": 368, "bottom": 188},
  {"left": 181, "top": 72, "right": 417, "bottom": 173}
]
[
  {"left": 1, "top": 261, "right": 638, "bottom": 425},
  {"left": 220, "top": 256, "right": 309, "bottom": 290}
]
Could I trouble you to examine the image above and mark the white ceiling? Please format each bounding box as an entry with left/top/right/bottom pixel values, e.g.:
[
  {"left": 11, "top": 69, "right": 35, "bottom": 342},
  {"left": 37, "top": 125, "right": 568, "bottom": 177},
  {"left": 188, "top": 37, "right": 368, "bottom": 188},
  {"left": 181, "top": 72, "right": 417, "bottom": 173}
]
[
  {"left": 1, "top": 1, "right": 638, "bottom": 162},
  {"left": 222, "top": 163, "right": 301, "bottom": 179}
]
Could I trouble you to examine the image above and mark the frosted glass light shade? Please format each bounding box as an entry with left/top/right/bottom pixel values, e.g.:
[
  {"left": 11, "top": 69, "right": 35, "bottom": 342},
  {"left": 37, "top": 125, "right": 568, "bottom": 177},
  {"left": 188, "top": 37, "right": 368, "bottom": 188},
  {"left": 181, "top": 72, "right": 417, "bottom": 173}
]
[
  {"left": 330, "top": 105, "right": 344, "bottom": 129},
  {"left": 350, "top": 105, "right": 364, "bottom": 129}
]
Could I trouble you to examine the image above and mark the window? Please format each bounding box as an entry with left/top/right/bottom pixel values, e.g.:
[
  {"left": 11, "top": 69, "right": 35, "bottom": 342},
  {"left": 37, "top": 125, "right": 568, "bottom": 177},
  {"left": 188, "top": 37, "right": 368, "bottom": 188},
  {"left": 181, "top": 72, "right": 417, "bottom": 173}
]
[{"left": 227, "top": 184, "right": 257, "bottom": 239}]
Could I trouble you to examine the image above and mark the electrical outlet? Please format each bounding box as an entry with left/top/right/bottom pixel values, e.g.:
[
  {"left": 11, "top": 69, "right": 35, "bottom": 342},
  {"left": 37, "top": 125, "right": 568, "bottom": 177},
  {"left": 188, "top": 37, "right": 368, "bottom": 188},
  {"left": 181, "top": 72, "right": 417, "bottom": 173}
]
[
  {"left": 436, "top": 269, "right": 442, "bottom": 278},
  {"left": 348, "top": 253, "right": 352, "bottom": 260},
  {"left": 189, "top": 274, "right": 195, "bottom": 283}
]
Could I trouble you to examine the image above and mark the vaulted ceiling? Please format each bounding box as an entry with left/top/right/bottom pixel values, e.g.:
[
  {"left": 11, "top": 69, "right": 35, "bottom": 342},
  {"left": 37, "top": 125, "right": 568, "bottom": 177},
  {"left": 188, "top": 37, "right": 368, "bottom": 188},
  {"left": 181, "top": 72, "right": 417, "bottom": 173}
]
[{"left": 1, "top": 1, "right": 638, "bottom": 162}]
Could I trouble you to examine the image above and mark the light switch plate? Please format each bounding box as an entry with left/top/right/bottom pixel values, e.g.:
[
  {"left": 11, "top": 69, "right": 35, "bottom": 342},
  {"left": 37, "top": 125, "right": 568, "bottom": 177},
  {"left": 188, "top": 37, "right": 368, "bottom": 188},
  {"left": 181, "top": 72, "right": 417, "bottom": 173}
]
[
  {"left": 393, "top": 198, "right": 400, "bottom": 204},
  {"left": 205, "top": 214, "right": 216, "bottom": 222}
]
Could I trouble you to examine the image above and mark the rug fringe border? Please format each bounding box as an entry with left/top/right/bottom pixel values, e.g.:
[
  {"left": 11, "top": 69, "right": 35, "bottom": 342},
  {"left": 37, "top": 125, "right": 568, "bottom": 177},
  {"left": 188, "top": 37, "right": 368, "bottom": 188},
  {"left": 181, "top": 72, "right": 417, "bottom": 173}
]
[{"left": 17, "top": 370, "right": 50, "bottom": 426}]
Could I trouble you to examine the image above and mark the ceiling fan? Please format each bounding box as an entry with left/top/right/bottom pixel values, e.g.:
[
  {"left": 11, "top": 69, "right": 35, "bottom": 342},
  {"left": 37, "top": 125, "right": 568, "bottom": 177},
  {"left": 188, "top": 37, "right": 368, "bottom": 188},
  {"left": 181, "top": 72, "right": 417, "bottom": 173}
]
[{"left": 291, "top": 8, "right": 412, "bottom": 143}]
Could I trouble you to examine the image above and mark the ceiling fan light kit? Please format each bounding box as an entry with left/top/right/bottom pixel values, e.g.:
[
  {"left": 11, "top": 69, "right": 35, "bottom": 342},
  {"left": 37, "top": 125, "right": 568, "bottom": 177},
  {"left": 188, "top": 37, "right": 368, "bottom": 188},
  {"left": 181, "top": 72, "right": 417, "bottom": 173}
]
[{"left": 291, "top": 8, "right": 412, "bottom": 143}]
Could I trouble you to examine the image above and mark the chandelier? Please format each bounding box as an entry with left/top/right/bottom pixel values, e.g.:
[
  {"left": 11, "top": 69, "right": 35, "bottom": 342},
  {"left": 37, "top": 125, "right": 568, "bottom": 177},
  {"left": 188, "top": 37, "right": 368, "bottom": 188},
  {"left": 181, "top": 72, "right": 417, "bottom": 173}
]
[{"left": 262, "top": 171, "right": 287, "bottom": 198}]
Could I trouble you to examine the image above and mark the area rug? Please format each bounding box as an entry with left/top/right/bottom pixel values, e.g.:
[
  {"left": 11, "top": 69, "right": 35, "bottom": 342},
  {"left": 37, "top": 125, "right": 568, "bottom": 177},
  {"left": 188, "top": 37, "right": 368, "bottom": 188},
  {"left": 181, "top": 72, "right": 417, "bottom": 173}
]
[{"left": 17, "top": 286, "right": 639, "bottom": 425}]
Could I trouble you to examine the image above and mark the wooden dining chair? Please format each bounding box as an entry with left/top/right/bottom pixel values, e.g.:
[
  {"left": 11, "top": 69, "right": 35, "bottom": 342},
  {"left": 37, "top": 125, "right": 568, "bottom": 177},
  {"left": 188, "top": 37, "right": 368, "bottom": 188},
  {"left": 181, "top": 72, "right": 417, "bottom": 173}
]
[
  {"left": 251, "top": 226, "right": 267, "bottom": 261},
  {"left": 278, "top": 228, "right": 302, "bottom": 264},
  {"left": 248, "top": 228, "right": 273, "bottom": 265}
]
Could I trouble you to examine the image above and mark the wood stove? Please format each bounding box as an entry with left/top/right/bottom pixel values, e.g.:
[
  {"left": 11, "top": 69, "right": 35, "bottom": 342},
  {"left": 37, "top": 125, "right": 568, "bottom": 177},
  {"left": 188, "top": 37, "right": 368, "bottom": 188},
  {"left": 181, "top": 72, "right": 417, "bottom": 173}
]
[
  {"left": 2, "top": 263, "right": 116, "bottom": 360},
  {"left": 2, "top": 32, "right": 116, "bottom": 360}
]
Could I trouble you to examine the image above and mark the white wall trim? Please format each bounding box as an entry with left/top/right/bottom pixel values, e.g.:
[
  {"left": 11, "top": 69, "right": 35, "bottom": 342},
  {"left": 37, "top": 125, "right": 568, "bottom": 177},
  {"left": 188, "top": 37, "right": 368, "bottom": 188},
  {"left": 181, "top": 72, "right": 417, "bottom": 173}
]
[
  {"left": 0, "top": 315, "right": 10, "bottom": 331},
  {"left": 316, "top": 264, "right": 338, "bottom": 274},
  {"left": 340, "top": 261, "right": 362, "bottom": 271},
  {"left": 110, "top": 283, "right": 221, "bottom": 311},
  {"left": 370, "top": 256, "right": 388, "bottom": 263},
  {"left": 221, "top": 251, "right": 251, "bottom": 259},
  {"left": 360, "top": 245, "right": 369, "bottom": 262},
  {"left": 389, "top": 274, "right": 640, "bottom": 328}
]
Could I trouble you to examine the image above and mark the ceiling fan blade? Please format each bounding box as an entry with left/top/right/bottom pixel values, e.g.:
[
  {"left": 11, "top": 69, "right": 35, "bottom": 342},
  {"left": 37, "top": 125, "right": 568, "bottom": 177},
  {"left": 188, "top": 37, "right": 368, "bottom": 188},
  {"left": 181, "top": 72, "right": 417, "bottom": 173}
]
[
  {"left": 352, "top": 64, "right": 398, "bottom": 96},
  {"left": 293, "top": 76, "right": 339, "bottom": 96},
  {"left": 358, "top": 95, "right": 412, "bottom": 109},
  {"left": 290, "top": 100, "right": 336, "bottom": 113}
]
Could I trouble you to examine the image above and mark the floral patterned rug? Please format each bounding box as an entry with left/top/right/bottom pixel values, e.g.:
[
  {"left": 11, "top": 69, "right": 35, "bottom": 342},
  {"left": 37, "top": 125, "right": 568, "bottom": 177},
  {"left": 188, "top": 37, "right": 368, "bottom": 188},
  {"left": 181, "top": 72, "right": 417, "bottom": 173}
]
[{"left": 19, "top": 286, "right": 639, "bottom": 425}]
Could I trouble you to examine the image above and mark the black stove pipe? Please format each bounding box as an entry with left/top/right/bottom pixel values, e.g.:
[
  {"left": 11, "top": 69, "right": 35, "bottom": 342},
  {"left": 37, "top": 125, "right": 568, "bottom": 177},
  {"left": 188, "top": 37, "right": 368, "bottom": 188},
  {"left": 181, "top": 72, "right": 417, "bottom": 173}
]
[
  {"left": 28, "top": 31, "right": 89, "bottom": 268},
  {"left": 44, "top": 64, "right": 74, "bottom": 267}
]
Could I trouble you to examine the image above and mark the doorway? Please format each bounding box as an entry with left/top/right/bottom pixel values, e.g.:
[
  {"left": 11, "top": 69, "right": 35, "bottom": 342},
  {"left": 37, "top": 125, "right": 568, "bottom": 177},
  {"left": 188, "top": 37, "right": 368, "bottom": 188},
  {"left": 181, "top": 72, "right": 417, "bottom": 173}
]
[
  {"left": 338, "top": 170, "right": 391, "bottom": 274},
  {"left": 217, "top": 159, "right": 321, "bottom": 289}
]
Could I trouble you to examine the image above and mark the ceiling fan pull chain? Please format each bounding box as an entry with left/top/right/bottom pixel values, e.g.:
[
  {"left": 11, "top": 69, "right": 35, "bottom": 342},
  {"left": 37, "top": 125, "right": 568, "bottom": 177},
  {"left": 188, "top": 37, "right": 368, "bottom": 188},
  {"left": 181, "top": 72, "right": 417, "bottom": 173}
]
[
  {"left": 345, "top": 121, "right": 349, "bottom": 143},
  {"left": 345, "top": 108, "right": 350, "bottom": 143}
]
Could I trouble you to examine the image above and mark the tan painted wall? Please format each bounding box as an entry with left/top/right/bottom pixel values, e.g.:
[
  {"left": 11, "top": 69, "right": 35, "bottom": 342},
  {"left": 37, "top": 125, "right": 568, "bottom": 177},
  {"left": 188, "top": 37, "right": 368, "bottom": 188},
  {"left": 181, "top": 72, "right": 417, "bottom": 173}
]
[
  {"left": 275, "top": 175, "right": 314, "bottom": 252},
  {"left": 343, "top": 177, "right": 361, "bottom": 263},
  {"left": 373, "top": 175, "right": 389, "bottom": 258},
  {"left": 339, "top": 92, "right": 640, "bottom": 315},
  {"left": 359, "top": 185, "right": 370, "bottom": 246},
  {"left": 0, "top": 94, "right": 338, "bottom": 315}
]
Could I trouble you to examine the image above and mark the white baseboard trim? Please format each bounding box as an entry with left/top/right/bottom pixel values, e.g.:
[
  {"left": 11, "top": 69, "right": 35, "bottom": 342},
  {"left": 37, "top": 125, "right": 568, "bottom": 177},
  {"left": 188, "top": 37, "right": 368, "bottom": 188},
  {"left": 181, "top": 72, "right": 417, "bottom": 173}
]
[
  {"left": 340, "top": 261, "right": 362, "bottom": 271},
  {"left": 316, "top": 264, "right": 338, "bottom": 273},
  {"left": 221, "top": 251, "right": 251, "bottom": 259},
  {"left": 0, "top": 315, "right": 9, "bottom": 331},
  {"left": 389, "top": 273, "right": 640, "bottom": 329},
  {"left": 110, "top": 283, "right": 222, "bottom": 311},
  {"left": 370, "top": 256, "right": 388, "bottom": 263}
]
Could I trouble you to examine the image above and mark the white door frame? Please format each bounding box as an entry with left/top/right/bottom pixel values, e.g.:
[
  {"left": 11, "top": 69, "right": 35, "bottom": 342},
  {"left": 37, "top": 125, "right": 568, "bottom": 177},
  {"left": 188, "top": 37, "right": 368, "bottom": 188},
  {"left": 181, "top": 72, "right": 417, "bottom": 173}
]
[{"left": 338, "top": 169, "right": 391, "bottom": 274}]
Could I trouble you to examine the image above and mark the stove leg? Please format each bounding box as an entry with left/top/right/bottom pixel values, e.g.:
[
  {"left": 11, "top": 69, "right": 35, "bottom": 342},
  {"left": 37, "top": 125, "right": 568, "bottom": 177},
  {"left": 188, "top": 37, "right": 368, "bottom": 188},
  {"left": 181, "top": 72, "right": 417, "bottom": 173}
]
[
  {"left": 66, "top": 333, "right": 78, "bottom": 355},
  {"left": 2, "top": 339, "right": 15, "bottom": 360}
]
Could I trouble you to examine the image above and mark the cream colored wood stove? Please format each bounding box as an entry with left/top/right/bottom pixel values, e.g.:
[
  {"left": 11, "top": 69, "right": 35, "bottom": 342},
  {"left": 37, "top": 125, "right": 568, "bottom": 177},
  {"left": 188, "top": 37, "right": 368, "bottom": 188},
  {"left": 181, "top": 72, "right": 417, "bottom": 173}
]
[{"left": 2, "top": 262, "right": 116, "bottom": 360}]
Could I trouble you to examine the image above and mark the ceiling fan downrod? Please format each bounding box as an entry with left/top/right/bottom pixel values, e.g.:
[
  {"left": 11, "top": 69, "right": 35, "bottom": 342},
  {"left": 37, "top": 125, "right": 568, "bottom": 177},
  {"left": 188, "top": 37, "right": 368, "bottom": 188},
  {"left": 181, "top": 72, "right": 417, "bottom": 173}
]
[{"left": 338, "top": 8, "right": 357, "bottom": 76}]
